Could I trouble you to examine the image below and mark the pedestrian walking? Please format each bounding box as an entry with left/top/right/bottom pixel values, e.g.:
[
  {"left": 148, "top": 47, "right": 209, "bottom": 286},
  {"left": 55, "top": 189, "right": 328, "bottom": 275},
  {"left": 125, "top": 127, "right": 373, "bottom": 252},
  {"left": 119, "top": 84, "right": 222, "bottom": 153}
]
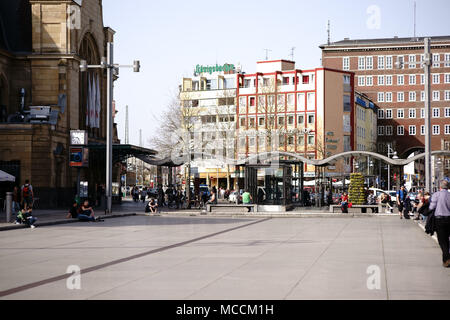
[
  {"left": 242, "top": 189, "right": 253, "bottom": 212},
  {"left": 21, "top": 179, "right": 34, "bottom": 209},
  {"left": 428, "top": 180, "right": 450, "bottom": 268},
  {"left": 396, "top": 185, "right": 410, "bottom": 219}
]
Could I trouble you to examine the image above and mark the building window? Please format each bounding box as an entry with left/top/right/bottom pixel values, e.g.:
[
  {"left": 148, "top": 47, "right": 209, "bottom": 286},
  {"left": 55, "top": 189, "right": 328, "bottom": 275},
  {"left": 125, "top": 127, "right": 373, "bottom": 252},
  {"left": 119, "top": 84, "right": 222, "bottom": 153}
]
[
  {"left": 432, "top": 125, "right": 440, "bottom": 135},
  {"left": 378, "top": 75, "right": 384, "bottom": 86},
  {"left": 445, "top": 74, "right": 450, "bottom": 84},
  {"left": 421, "top": 125, "right": 425, "bottom": 135},
  {"left": 249, "top": 117, "right": 256, "bottom": 128},
  {"left": 432, "top": 74, "right": 440, "bottom": 84},
  {"left": 343, "top": 75, "right": 351, "bottom": 84},
  {"left": 343, "top": 95, "right": 351, "bottom": 112},
  {"left": 239, "top": 96, "right": 247, "bottom": 107},
  {"left": 397, "top": 125, "right": 404, "bottom": 135},
  {"left": 378, "top": 92, "right": 385, "bottom": 102},
  {"left": 397, "top": 109, "right": 404, "bottom": 118},
  {"left": 386, "top": 92, "right": 392, "bottom": 102},
  {"left": 445, "top": 124, "right": 450, "bottom": 135},
  {"left": 433, "top": 108, "right": 440, "bottom": 118},
  {"left": 283, "top": 77, "right": 290, "bottom": 85},
  {"left": 249, "top": 96, "right": 256, "bottom": 107},
  {"left": 258, "top": 117, "right": 265, "bottom": 127},
  {"left": 307, "top": 114, "right": 315, "bottom": 124},
  {"left": 432, "top": 53, "right": 440, "bottom": 68},
  {"left": 307, "top": 135, "right": 315, "bottom": 145},
  {"left": 287, "top": 115, "right": 294, "bottom": 125},
  {"left": 386, "top": 75, "right": 393, "bottom": 85},
  {"left": 240, "top": 117, "right": 246, "bottom": 127},
  {"left": 268, "top": 95, "right": 275, "bottom": 106},
  {"left": 366, "top": 76, "right": 373, "bottom": 86},
  {"left": 397, "top": 56, "right": 404, "bottom": 69},
  {"left": 366, "top": 56, "right": 373, "bottom": 70},
  {"left": 445, "top": 53, "right": 450, "bottom": 67},
  {"left": 409, "top": 91, "right": 416, "bottom": 102},
  {"left": 302, "top": 75, "right": 310, "bottom": 84},
  {"left": 358, "top": 56, "right": 365, "bottom": 70},
  {"left": 378, "top": 109, "right": 384, "bottom": 119},
  {"left": 397, "top": 75, "right": 404, "bottom": 85},
  {"left": 409, "top": 75, "right": 416, "bottom": 85},
  {"left": 378, "top": 56, "right": 385, "bottom": 69},
  {"left": 421, "top": 91, "right": 425, "bottom": 101},
  {"left": 278, "top": 116, "right": 285, "bottom": 126},
  {"left": 385, "top": 109, "right": 393, "bottom": 119},
  {"left": 397, "top": 92, "right": 404, "bottom": 102},
  {"left": 287, "top": 93, "right": 295, "bottom": 106},
  {"left": 433, "top": 91, "right": 440, "bottom": 101},
  {"left": 297, "top": 93, "right": 305, "bottom": 110},
  {"left": 258, "top": 95, "right": 265, "bottom": 108},
  {"left": 307, "top": 92, "right": 315, "bottom": 110},
  {"left": 377, "top": 126, "right": 384, "bottom": 136},
  {"left": 421, "top": 108, "right": 425, "bottom": 118},
  {"left": 386, "top": 56, "right": 393, "bottom": 69},
  {"left": 445, "top": 91, "right": 450, "bottom": 101},
  {"left": 358, "top": 76, "right": 365, "bottom": 86},
  {"left": 343, "top": 57, "right": 350, "bottom": 70},
  {"left": 298, "top": 135, "right": 304, "bottom": 146},
  {"left": 445, "top": 107, "right": 450, "bottom": 117},
  {"left": 386, "top": 126, "right": 393, "bottom": 136},
  {"left": 298, "top": 115, "right": 304, "bottom": 125},
  {"left": 409, "top": 54, "right": 416, "bottom": 68},
  {"left": 409, "top": 125, "right": 416, "bottom": 135},
  {"left": 277, "top": 94, "right": 285, "bottom": 107},
  {"left": 409, "top": 108, "right": 416, "bottom": 118},
  {"left": 420, "top": 74, "right": 425, "bottom": 85}
]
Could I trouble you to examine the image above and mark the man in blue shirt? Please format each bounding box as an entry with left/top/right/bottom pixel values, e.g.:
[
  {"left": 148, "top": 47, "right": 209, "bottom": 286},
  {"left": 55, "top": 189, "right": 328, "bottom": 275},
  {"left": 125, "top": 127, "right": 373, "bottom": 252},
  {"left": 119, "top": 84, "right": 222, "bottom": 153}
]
[
  {"left": 396, "top": 185, "right": 410, "bottom": 219},
  {"left": 429, "top": 180, "right": 450, "bottom": 267}
]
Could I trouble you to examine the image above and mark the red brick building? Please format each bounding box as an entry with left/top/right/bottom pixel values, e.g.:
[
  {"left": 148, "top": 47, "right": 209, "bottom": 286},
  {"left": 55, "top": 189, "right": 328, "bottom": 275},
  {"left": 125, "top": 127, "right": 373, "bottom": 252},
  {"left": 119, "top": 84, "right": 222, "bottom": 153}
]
[{"left": 320, "top": 36, "right": 450, "bottom": 165}]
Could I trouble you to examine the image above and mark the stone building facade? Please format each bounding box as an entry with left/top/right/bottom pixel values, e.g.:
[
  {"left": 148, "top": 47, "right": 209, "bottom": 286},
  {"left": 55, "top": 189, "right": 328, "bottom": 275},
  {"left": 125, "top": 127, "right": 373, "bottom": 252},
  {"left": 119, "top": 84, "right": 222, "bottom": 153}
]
[{"left": 0, "top": 0, "right": 120, "bottom": 207}]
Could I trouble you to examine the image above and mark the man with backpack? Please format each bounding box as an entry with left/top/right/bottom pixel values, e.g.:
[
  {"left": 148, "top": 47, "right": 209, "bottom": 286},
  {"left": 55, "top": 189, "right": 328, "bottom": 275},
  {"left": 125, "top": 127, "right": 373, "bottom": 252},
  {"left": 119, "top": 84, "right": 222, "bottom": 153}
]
[
  {"left": 21, "top": 180, "right": 34, "bottom": 209},
  {"left": 397, "top": 185, "right": 410, "bottom": 220}
]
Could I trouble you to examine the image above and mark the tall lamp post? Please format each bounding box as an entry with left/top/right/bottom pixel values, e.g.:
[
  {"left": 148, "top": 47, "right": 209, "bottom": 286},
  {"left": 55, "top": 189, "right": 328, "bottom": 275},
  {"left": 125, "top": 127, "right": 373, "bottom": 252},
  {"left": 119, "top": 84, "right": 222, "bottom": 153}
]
[
  {"left": 387, "top": 144, "right": 398, "bottom": 191},
  {"left": 80, "top": 43, "right": 140, "bottom": 214},
  {"left": 395, "top": 37, "right": 432, "bottom": 192}
]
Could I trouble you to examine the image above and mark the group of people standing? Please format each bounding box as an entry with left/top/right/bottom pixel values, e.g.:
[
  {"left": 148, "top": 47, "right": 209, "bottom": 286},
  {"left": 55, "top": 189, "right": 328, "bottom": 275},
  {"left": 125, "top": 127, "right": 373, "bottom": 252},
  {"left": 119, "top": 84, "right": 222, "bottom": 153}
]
[{"left": 12, "top": 180, "right": 37, "bottom": 229}]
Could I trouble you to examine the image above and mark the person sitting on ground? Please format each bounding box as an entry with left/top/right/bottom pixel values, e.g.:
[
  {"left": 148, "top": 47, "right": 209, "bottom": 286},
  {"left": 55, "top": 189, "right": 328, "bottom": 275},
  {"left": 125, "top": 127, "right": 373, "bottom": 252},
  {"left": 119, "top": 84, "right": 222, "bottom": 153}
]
[
  {"left": 66, "top": 201, "right": 101, "bottom": 222},
  {"left": 242, "top": 190, "right": 253, "bottom": 212},
  {"left": 145, "top": 198, "right": 158, "bottom": 214},
  {"left": 80, "top": 200, "right": 103, "bottom": 222},
  {"left": 16, "top": 207, "right": 37, "bottom": 229}
]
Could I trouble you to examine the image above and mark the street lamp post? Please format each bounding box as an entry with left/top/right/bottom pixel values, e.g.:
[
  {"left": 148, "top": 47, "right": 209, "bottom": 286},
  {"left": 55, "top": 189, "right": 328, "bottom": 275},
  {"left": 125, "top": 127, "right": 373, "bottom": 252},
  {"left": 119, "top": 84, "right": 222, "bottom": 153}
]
[
  {"left": 387, "top": 145, "right": 398, "bottom": 191},
  {"left": 395, "top": 37, "right": 432, "bottom": 192},
  {"left": 80, "top": 43, "right": 140, "bottom": 214}
]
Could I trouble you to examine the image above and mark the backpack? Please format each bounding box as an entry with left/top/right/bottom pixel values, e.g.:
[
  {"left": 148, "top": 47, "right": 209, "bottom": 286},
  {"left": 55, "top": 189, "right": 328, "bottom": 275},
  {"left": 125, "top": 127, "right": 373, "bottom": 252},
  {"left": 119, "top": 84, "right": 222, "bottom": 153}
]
[{"left": 22, "top": 185, "right": 30, "bottom": 198}]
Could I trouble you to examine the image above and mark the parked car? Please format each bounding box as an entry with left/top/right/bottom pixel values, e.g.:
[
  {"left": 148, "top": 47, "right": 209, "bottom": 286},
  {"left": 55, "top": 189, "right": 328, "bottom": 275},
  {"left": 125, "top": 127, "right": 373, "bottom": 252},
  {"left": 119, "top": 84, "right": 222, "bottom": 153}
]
[{"left": 228, "top": 191, "right": 242, "bottom": 203}]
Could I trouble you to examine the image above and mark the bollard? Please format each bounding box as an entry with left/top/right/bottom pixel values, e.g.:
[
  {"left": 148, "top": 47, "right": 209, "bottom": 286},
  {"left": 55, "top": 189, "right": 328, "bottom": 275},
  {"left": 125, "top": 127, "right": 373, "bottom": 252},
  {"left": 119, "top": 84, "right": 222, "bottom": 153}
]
[{"left": 6, "top": 192, "right": 12, "bottom": 223}]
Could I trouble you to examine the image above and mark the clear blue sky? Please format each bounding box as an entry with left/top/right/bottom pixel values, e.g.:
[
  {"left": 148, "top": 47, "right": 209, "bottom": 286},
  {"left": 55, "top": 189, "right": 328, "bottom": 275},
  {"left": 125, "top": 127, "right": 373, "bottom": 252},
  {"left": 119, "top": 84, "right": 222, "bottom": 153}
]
[{"left": 102, "top": 0, "right": 450, "bottom": 147}]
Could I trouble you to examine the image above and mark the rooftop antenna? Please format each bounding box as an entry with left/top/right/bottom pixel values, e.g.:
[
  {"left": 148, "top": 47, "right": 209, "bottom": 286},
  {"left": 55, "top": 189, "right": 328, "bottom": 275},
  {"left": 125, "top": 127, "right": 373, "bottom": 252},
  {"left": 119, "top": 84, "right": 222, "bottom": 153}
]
[
  {"left": 263, "top": 48, "right": 272, "bottom": 60},
  {"left": 289, "top": 47, "right": 296, "bottom": 61},
  {"left": 413, "top": 1, "right": 417, "bottom": 40},
  {"left": 327, "top": 20, "right": 331, "bottom": 45}
]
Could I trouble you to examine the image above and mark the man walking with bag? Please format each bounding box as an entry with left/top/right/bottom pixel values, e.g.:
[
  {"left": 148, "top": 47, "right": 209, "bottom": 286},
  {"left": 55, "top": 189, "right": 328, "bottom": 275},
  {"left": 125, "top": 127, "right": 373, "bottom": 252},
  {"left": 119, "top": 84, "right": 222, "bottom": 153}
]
[{"left": 429, "top": 180, "right": 450, "bottom": 268}]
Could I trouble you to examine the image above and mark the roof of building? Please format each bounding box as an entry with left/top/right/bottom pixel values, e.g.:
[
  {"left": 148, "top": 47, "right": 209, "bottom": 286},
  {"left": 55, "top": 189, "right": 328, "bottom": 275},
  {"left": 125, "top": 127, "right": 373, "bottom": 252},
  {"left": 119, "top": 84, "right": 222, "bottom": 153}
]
[
  {"left": 320, "top": 35, "right": 450, "bottom": 49},
  {"left": 0, "top": 0, "right": 32, "bottom": 54}
]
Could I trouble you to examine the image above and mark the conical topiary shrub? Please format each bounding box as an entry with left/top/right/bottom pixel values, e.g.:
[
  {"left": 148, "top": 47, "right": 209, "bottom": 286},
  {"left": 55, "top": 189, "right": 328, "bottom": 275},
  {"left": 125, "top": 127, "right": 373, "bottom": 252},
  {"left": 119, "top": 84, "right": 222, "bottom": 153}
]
[{"left": 348, "top": 173, "right": 365, "bottom": 205}]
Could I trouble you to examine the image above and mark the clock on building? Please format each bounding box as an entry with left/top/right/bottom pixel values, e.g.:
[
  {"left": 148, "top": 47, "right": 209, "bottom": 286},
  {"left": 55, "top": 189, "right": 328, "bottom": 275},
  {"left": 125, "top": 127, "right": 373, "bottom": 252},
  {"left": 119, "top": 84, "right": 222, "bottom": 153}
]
[{"left": 70, "top": 130, "right": 88, "bottom": 145}]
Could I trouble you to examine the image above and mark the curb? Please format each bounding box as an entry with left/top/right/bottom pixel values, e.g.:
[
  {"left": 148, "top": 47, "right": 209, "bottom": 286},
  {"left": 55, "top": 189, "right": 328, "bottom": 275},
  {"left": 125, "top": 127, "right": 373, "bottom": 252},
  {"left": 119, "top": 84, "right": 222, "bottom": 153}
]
[
  {"left": 415, "top": 219, "right": 439, "bottom": 245},
  {"left": 0, "top": 213, "right": 137, "bottom": 231}
]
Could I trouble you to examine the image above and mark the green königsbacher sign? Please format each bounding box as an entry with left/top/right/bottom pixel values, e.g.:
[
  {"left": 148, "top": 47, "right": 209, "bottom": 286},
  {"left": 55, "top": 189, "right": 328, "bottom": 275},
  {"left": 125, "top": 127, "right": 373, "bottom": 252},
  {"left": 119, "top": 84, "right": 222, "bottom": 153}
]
[{"left": 195, "top": 64, "right": 235, "bottom": 74}]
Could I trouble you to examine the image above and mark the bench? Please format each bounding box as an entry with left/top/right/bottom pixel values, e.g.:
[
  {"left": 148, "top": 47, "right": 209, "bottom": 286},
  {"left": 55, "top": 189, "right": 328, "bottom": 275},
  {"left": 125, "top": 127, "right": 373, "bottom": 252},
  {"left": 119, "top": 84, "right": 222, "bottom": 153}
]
[
  {"left": 206, "top": 203, "right": 258, "bottom": 213},
  {"left": 330, "top": 204, "right": 388, "bottom": 213}
]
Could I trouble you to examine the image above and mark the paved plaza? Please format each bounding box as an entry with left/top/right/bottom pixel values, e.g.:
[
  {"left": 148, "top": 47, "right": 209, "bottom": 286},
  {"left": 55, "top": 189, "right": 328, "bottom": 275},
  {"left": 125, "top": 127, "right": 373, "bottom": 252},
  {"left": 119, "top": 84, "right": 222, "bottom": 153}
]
[{"left": 0, "top": 215, "right": 449, "bottom": 300}]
